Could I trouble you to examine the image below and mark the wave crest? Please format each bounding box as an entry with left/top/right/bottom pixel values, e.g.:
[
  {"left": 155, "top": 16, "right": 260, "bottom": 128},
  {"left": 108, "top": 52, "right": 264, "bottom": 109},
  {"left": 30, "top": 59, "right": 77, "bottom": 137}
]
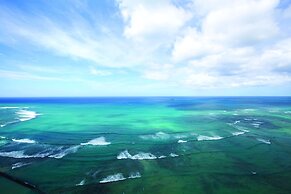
[
  {"left": 100, "top": 173, "right": 126, "bottom": 183},
  {"left": 12, "top": 138, "right": 36, "bottom": 144},
  {"left": 80, "top": 137, "right": 111, "bottom": 146},
  {"left": 117, "top": 150, "right": 157, "bottom": 160}
]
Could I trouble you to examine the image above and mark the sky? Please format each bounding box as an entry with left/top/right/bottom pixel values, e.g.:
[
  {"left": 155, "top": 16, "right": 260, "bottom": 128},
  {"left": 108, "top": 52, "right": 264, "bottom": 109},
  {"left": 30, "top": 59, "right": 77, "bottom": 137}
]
[{"left": 0, "top": 0, "right": 291, "bottom": 97}]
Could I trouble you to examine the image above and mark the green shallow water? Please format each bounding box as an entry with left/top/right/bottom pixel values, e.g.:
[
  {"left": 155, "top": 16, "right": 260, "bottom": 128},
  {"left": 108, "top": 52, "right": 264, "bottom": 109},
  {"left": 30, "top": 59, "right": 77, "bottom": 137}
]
[{"left": 0, "top": 97, "right": 291, "bottom": 194}]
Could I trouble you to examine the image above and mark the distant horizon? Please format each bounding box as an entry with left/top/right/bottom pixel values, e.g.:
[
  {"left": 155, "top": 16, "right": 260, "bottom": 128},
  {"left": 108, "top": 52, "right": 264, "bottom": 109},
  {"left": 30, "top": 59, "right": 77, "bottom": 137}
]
[{"left": 0, "top": 95, "right": 290, "bottom": 98}]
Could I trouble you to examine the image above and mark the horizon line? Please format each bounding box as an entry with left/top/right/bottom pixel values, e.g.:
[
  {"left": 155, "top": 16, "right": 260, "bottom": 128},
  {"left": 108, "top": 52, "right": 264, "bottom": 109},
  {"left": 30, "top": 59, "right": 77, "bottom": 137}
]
[{"left": 0, "top": 96, "right": 290, "bottom": 98}]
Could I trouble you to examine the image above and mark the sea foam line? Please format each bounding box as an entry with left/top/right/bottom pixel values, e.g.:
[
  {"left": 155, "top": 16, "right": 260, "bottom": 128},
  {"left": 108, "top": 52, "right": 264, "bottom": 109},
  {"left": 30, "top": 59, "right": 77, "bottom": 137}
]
[
  {"left": 117, "top": 150, "right": 179, "bottom": 160},
  {"left": 197, "top": 135, "right": 223, "bottom": 141},
  {"left": 12, "top": 138, "right": 36, "bottom": 144},
  {"left": 256, "top": 138, "right": 271, "bottom": 145},
  {"left": 12, "top": 162, "right": 31, "bottom": 169},
  {"left": 0, "top": 145, "right": 80, "bottom": 159},
  {"left": 100, "top": 172, "right": 141, "bottom": 184},
  {"left": 48, "top": 146, "right": 80, "bottom": 159},
  {"left": 232, "top": 131, "right": 245, "bottom": 136}
]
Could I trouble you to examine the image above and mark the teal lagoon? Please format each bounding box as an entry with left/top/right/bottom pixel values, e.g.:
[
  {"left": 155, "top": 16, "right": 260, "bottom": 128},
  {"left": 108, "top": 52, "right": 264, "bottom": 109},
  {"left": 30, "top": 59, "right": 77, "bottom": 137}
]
[{"left": 0, "top": 97, "right": 291, "bottom": 194}]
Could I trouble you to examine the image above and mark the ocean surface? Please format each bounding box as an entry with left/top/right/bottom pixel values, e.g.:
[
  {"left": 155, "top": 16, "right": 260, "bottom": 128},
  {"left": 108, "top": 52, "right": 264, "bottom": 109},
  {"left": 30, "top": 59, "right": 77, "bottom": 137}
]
[{"left": 0, "top": 97, "right": 291, "bottom": 194}]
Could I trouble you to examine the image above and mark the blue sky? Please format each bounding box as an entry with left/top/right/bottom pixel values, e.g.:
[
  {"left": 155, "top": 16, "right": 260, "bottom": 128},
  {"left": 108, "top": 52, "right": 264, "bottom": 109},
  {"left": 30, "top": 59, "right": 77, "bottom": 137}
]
[{"left": 0, "top": 0, "right": 291, "bottom": 97}]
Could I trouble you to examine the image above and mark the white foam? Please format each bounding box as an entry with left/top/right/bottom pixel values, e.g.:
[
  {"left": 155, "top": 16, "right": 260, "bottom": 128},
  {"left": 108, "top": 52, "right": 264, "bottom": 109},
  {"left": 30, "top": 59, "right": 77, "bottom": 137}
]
[
  {"left": 0, "top": 146, "right": 79, "bottom": 159},
  {"left": 48, "top": 146, "right": 80, "bottom": 159},
  {"left": 173, "top": 134, "right": 188, "bottom": 139},
  {"left": 243, "top": 109, "right": 255, "bottom": 112},
  {"left": 117, "top": 150, "right": 157, "bottom": 160},
  {"left": 12, "top": 162, "right": 31, "bottom": 169},
  {"left": 158, "top": 155, "right": 166, "bottom": 159},
  {"left": 0, "top": 150, "right": 53, "bottom": 159},
  {"left": 76, "top": 179, "right": 85, "bottom": 186},
  {"left": 256, "top": 138, "right": 271, "bottom": 145},
  {"left": 139, "top": 132, "right": 170, "bottom": 140},
  {"left": 232, "top": 131, "right": 245, "bottom": 136},
  {"left": 0, "top": 151, "right": 32, "bottom": 158},
  {"left": 197, "top": 135, "right": 223, "bottom": 141},
  {"left": 233, "top": 120, "right": 240, "bottom": 125},
  {"left": 128, "top": 172, "right": 141, "bottom": 179},
  {"left": 0, "top": 120, "right": 20, "bottom": 128},
  {"left": 117, "top": 150, "right": 132, "bottom": 159},
  {"left": 251, "top": 123, "right": 260, "bottom": 128},
  {"left": 178, "top": 139, "right": 187, "bottom": 143},
  {"left": 235, "top": 126, "right": 249, "bottom": 132},
  {"left": 131, "top": 152, "right": 157, "bottom": 160},
  {"left": 169, "top": 153, "right": 178, "bottom": 157},
  {"left": 16, "top": 110, "right": 40, "bottom": 122},
  {"left": 100, "top": 173, "right": 126, "bottom": 183},
  {"left": 12, "top": 138, "right": 36, "bottom": 144},
  {"left": 80, "top": 137, "right": 111, "bottom": 146},
  {"left": 0, "top": 136, "right": 5, "bottom": 139}
]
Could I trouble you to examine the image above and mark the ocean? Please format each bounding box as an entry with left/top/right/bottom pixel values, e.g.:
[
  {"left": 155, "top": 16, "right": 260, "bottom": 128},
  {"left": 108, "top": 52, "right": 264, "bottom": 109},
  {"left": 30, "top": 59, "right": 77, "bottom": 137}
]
[{"left": 0, "top": 97, "right": 291, "bottom": 194}]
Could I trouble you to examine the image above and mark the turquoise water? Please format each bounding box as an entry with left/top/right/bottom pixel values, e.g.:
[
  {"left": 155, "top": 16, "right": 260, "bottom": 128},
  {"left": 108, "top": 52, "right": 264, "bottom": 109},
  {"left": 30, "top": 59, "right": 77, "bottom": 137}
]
[{"left": 0, "top": 97, "right": 291, "bottom": 194}]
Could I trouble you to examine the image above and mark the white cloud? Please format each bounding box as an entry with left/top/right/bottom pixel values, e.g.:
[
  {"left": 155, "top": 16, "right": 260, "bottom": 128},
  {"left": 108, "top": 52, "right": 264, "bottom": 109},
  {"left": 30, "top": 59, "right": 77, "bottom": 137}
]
[
  {"left": 172, "top": 0, "right": 279, "bottom": 61},
  {"left": 143, "top": 64, "right": 174, "bottom": 81},
  {"left": 0, "top": 6, "right": 143, "bottom": 68},
  {"left": 117, "top": 0, "right": 192, "bottom": 41},
  {"left": 282, "top": 3, "right": 291, "bottom": 18},
  {"left": 172, "top": 27, "right": 224, "bottom": 61},
  {"left": 143, "top": 71, "right": 169, "bottom": 81},
  {"left": 202, "top": 0, "right": 279, "bottom": 44},
  {"left": 0, "top": 69, "right": 62, "bottom": 81},
  {"left": 182, "top": 73, "right": 218, "bottom": 87},
  {"left": 89, "top": 67, "right": 112, "bottom": 76}
]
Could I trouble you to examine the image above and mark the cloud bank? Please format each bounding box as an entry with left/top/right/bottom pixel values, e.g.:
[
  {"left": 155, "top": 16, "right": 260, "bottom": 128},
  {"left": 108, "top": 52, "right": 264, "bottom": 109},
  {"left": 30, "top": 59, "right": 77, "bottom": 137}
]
[{"left": 0, "top": 0, "right": 290, "bottom": 96}]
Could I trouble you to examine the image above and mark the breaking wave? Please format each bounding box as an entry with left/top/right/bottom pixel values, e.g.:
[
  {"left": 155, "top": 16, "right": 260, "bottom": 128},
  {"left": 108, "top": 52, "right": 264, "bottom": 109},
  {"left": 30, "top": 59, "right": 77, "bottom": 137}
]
[
  {"left": 0, "top": 108, "right": 41, "bottom": 128},
  {"left": 12, "top": 138, "right": 36, "bottom": 144},
  {"left": 99, "top": 173, "right": 126, "bottom": 183},
  {"left": 16, "top": 110, "right": 40, "bottom": 122},
  {"left": 76, "top": 179, "right": 85, "bottom": 186},
  {"left": 80, "top": 137, "right": 111, "bottom": 146},
  {"left": 128, "top": 172, "right": 141, "bottom": 179},
  {"left": 100, "top": 172, "right": 141, "bottom": 184},
  {"left": 169, "top": 153, "right": 178, "bottom": 157},
  {"left": 117, "top": 150, "right": 157, "bottom": 160}
]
